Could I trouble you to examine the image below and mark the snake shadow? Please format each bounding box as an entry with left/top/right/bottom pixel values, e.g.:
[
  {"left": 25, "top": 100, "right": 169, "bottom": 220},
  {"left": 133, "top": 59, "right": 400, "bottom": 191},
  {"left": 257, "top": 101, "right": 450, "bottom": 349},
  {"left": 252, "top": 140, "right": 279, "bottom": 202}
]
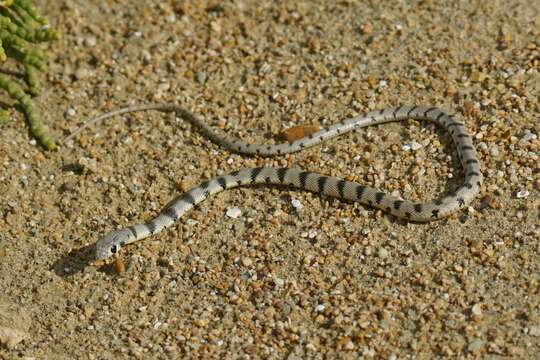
[{"left": 50, "top": 244, "right": 117, "bottom": 277}]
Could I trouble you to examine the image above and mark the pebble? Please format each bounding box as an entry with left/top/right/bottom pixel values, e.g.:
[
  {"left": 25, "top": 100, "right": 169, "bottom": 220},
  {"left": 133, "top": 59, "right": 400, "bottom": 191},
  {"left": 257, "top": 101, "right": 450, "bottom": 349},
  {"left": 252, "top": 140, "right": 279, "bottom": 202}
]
[
  {"left": 529, "top": 326, "right": 540, "bottom": 337},
  {"left": 378, "top": 247, "right": 389, "bottom": 259},
  {"left": 0, "top": 302, "right": 30, "bottom": 349},
  {"left": 402, "top": 142, "right": 422, "bottom": 151},
  {"left": 83, "top": 36, "right": 97, "bottom": 47},
  {"left": 78, "top": 157, "right": 98, "bottom": 173},
  {"left": 515, "top": 189, "right": 529, "bottom": 199},
  {"left": 196, "top": 71, "right": 206, "bottom": 84},
  {"left": 520, "top": 132, "right": 537, "bottom": 142},
  {"left": 471, "top": 303, "right": 483, "bottom": 316},
  {"left": 226, "top": 207, "right": 242, "bottom": 219},
  {"left": 74, "top": 67, "right": 91, "bottom": 80},
  {"left": 291, "top": 198, "right": 303, "bottom": 210},
  {"left": 114, "top": 258, "right": 126, "bottom": 274},
  {"left": 467, "top": 339, "right": 484, "bottom": 353},
  {"left": 65, "top": 107, "right": 76, "bottom": 117},
  {"left": 280, "top": 125, "right": 319, "bottom": 141},
  {"left": 273, "top": 277, "right": 285, "bottom": 287}
]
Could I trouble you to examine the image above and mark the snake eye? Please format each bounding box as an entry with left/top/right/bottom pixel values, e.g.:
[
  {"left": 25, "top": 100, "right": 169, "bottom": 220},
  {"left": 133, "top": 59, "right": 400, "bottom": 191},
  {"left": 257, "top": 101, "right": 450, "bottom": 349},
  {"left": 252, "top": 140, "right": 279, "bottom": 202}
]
[{"left": 110, "top": 245, "right": 117, "bottom": 254}]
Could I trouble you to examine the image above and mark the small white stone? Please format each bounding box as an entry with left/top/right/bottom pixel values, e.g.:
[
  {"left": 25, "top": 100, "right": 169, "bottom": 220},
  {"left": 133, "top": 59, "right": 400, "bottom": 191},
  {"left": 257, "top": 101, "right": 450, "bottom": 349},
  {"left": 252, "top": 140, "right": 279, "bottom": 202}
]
[
  {"left": 363, "top": 347, "right": 376, "bottom": 357},
  {"left": 378, "top": 247, "right": 389, "bottom": 259},
  {"left": 467, "top": 339, "right": 483, "bottom": 352},
  {"left": 308, "top": 229, "right": 318, "bottom": 239},
  {"left": 402, "top": 142, "right": 422, "bottom": 151},
  {"left": 315, "top": 304, "right": 325, "bottom": 312},
  {"left": 226, "top": 207, "right": 242, "bottom": 219},
  {"left": 241, "top": 257, "right": 252, "bottom": 266},
  {"left": 142, "top": 50, "right": 151, "bottom": 63},
  {"left": 529, "top": 325, "right": 540, "bottom": 336},
  {"left": 515, "top": 189, "right": 529, "bottom": 199},
  {"left": 83, "top": 36, "right": 97, "bottom": 47},
  {"left": 379, "top": 80, "right": 387, "bottom": 88},
  {"left": 157, "top": 82, "right": 170, "bottom": 93},
  {"left": 74, "top": 67, "right": 91, "bottom": 80},
  {"left": 291, "top": 198, "right": 303, "bottom": 210},
  {"left": 273, "top": 277, "right": 285, "bottom": 287},
  {"left": 65, "top": 107, "right": 76, "bottom": 117},
  {"left": 471, "top": 303, "right": 483, "bottom": 316},
  {"left": 521, "top": 132, "right": 537, "bottom": 142}
]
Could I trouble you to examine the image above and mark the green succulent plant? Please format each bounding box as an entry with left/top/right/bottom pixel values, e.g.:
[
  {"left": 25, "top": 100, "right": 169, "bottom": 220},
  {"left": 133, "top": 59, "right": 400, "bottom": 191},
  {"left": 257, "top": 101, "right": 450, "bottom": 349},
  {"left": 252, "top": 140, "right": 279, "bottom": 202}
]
[{"left": 0, "top": 0, "right": 58, "bottom": 150}]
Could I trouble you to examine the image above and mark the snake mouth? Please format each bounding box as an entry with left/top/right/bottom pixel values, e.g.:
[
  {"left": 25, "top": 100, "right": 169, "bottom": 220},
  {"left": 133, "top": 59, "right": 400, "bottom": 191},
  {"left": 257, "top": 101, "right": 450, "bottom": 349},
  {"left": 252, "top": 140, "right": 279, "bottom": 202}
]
[{"left": 94, "top": 246, "right": 111, "bottom": 260}]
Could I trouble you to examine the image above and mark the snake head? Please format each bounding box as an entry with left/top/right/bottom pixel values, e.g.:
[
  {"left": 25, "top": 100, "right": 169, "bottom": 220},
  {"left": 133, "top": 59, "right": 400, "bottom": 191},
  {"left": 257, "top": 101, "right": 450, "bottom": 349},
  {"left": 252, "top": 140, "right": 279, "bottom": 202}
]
[{"left": 95, "top": 229, "right": 134, "bottom": 260}]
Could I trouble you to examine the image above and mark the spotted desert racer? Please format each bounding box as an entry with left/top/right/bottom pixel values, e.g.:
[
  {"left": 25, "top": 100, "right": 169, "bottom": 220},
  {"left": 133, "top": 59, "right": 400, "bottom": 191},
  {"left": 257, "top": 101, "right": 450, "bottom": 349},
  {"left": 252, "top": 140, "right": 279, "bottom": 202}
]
[{"left": 86, "top": 104, "right": 482, "bottom": 259}]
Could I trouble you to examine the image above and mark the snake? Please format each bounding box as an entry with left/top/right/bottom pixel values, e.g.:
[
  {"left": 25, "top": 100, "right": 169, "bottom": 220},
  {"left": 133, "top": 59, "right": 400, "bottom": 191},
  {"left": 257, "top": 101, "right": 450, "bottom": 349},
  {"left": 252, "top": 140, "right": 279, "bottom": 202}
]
[{"left": 89, "top": 104, "right": 483, "bottom": 260}]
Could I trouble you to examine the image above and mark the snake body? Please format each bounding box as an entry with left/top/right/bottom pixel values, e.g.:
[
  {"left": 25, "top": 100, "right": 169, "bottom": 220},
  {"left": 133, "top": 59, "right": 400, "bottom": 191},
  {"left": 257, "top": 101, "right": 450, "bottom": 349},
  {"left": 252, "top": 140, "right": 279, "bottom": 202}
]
[{"left": 93, "top": 104, "right": 482, "bottom": 259}]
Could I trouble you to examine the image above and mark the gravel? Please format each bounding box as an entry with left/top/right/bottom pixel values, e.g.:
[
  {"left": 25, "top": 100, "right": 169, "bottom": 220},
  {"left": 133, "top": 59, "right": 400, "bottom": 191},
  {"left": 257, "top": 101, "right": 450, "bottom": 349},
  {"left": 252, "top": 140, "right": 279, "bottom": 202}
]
[{"left": 0, "top": 0, "right": 538, "bottom": 358}]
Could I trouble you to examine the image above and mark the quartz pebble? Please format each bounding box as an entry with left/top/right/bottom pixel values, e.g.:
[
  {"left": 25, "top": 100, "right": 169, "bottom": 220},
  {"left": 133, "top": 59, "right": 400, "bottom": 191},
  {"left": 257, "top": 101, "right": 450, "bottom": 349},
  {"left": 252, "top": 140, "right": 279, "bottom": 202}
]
[
  {"left": 402, "top": 142, "right": 422, "bottom": 151},
  {"left": 378, "top": 247, "right": 389, "bottom": 259},
  {"left": 471, "top": 303, "right": 483, "bottom": 316},
  {"left": 226, "top": 207, "right": 242, "bottom": 219},
  {"left": 515, "top": 189, "right": 530, "bottom": 199},
  {"left": 529, "top": 326, "right": 540, "bottom": 337},
  {"left": 291, "top": 198, "right": 303, "bottom": 210}
]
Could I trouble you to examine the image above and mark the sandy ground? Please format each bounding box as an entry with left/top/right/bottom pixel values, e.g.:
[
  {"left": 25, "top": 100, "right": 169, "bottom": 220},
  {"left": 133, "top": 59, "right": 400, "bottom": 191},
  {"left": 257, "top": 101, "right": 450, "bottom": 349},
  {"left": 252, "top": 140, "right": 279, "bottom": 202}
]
[{"left": 0, "top": 0, "right": 539, "bottom": 358}]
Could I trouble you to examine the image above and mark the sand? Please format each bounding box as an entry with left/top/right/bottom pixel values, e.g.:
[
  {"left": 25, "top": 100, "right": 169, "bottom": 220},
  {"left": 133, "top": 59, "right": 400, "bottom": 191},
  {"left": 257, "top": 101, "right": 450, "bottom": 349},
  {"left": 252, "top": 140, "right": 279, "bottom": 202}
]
[{"left": 0, "top": 0, "right": 539, "bottom": 358}]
